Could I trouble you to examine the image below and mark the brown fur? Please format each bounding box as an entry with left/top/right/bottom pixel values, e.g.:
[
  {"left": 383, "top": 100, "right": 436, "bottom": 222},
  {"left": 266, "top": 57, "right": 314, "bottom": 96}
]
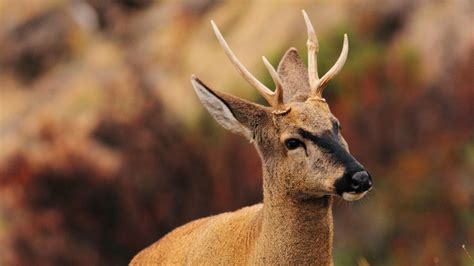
[
  {"left": 277, "top": 48, "right": 311, "bottom": 103},
  {"left": 131, "top": 46, "right": 365, "bottom": 264}
]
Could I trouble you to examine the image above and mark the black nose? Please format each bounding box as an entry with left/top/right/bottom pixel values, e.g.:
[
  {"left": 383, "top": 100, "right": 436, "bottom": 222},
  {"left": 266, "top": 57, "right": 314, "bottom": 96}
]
[{"left": 349, "top": 171, "right": 373, "bottom": 193}]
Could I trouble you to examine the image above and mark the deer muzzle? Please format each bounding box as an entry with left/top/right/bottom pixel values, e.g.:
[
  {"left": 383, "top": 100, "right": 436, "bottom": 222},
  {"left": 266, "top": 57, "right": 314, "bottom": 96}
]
[{"left": 335, "top": 170, "right": 373, "bottom": 201}]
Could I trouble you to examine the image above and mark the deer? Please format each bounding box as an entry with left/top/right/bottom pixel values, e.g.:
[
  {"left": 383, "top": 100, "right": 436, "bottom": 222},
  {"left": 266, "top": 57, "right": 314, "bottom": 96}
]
[{"left": 131, "top": 10, "right": 373, "bottom": 265}]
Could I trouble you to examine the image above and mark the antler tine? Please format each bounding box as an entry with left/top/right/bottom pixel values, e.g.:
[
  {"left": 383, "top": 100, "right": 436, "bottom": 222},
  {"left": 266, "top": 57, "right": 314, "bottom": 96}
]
[
  {"left": 302, "top": 10, "right": 319, "bottom": 91},
  {"left": 262, "top": 56, "right": 284, "bottom": 108},
  {"left": 302, "top": 11, "right": 349, "bottom": 98},
  {"left": 316, "top": 34, "right": 348, "bottom": 95},
  {"left": 211, "top": 20, "right": 278, "bottom": 108}
]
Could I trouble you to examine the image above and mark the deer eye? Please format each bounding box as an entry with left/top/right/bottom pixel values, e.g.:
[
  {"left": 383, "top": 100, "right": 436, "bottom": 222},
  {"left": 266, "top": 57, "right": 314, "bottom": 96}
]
[
  {"left": 332, "top": 121, "right": 341, "bottom": 135},
  {"left": 284, "top": 138, "right": 304, "bottom": 150}
]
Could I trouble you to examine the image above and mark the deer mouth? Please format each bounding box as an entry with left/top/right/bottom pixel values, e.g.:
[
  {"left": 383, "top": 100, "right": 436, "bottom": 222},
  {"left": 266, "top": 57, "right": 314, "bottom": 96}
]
[{"left": 342, "top": 191, "right": 369, "bottom": 201}]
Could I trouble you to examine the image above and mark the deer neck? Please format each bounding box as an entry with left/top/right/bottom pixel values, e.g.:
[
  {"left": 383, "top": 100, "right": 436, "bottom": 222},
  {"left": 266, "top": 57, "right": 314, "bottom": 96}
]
[{"left": 254, "top": 170, "right": 334, "bottom": 265}]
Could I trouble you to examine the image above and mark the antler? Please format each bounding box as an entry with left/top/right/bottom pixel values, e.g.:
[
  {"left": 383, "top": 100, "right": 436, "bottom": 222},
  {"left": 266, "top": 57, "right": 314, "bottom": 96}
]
[
  {"left": 302, "top": 10, "right": 349, "bottom": 98},
  {"left": 211, "top": 20, "right": 286, "bottom": 111}
]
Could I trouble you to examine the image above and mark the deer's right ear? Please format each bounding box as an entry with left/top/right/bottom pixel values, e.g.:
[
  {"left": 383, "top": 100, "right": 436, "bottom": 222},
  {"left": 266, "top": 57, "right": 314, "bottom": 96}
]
[{"left": 191, "top": 76, "right": 270, "bottom": 141}]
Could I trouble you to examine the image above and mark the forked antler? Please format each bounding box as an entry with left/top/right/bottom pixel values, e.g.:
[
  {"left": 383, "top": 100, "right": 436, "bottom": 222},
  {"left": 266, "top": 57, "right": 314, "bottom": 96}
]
[
  {"left": 302, "top": 10, "right": 348, "bottom": 98},
  {"left": 211, "top": 21, "right": 286, "bottom": 111},
  {"left": 211, "top": 12, "right": 348, "bottom": 106}
]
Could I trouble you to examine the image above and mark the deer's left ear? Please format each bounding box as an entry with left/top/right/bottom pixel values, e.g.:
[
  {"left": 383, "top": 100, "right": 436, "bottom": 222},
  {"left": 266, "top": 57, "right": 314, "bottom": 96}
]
[{"left": 191, "top": 76, "right": 270, "bottom": 141}]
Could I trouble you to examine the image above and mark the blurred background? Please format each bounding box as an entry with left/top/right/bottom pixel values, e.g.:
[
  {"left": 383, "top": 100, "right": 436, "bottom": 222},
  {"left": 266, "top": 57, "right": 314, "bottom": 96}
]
[{"left": 0, "top": 0, "right": 473, "bottom": 265}]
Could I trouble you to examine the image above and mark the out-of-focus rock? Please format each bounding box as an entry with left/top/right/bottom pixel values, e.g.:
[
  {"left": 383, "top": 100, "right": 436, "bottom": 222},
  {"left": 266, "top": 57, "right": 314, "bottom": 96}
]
[
  {"left": 393, "top": 0, "right": 473, "bottom": 86},
  {"left": 0, "top": 8, "right": 82, "bottom": 82}
]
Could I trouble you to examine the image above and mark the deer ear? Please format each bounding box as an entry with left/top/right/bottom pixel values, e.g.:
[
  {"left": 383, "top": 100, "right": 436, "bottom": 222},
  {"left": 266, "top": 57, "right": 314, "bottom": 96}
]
[
  {"left": 191, "top": 76, "right": 270, "bottom": 141},
  {"left": 277, "top": 48, "right": 311, "bottom": 103}
]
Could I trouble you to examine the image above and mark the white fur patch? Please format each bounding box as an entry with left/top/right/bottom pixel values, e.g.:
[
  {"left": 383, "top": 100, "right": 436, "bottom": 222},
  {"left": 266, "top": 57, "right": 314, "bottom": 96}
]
[
  {"left": 191, "top": 79, "right": 252, "bottom": 140},
  {"left": 342, "top": 191, "right": 368, "bottom": 201}
]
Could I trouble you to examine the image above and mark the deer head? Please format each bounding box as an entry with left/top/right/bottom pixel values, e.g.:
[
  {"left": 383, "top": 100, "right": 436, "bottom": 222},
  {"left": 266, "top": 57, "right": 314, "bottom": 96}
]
[{"left": 191, "top": 11, "right": 372, "bottom": 202}]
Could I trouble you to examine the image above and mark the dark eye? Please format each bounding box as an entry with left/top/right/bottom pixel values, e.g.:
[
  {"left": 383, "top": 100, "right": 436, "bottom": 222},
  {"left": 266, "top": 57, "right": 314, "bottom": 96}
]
[
  {"left": 333, "top": 122, "right": 341, "bottom": 135},
  {"left": 285, "top": 138, "right": 303, "bottom": 150}
]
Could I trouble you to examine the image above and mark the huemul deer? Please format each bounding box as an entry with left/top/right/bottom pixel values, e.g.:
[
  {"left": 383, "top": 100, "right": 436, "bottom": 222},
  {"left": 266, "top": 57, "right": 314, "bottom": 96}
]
[{"left": 131, "top": 11, "right": 373, "bottom": 265}]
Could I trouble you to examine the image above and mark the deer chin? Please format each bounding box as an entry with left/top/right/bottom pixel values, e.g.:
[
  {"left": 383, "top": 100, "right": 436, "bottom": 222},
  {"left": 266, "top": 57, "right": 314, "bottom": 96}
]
[{"left": 342, "top": 191, "right": 368, "bottom": 201}]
